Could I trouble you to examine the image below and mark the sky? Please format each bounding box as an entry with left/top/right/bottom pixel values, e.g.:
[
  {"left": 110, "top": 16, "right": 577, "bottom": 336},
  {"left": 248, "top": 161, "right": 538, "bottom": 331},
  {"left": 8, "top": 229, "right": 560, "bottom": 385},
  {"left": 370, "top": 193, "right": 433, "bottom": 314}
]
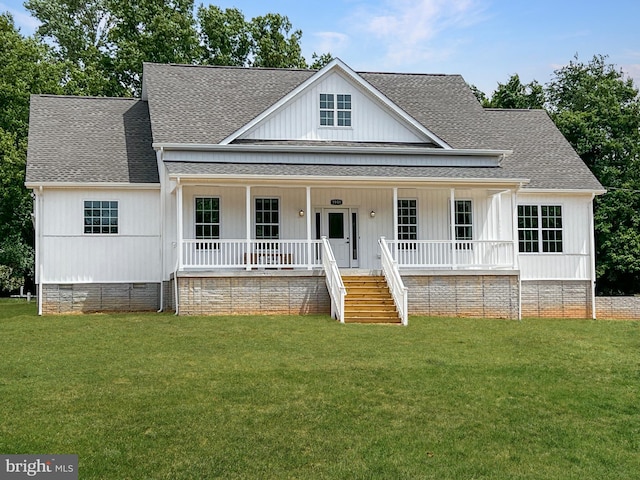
[{"left": 2, "top": 0, "right": 639, "bottom": 95}]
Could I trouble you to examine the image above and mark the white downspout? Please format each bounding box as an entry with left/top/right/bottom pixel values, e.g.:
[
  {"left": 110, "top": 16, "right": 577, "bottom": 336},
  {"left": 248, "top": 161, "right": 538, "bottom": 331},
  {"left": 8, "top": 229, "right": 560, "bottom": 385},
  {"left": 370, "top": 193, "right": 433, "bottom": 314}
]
[
  {"left": 589, "top": 193, "right": 597, "bottom": 319},
  {"left": 175, "top": 178, "right": 183, "bottom": 315},
  {"left": 156, "top": 148, "right": 164, "bottom": 312},
  {"left": 36, "top": 186, "right": 43, "bottom": 316}
]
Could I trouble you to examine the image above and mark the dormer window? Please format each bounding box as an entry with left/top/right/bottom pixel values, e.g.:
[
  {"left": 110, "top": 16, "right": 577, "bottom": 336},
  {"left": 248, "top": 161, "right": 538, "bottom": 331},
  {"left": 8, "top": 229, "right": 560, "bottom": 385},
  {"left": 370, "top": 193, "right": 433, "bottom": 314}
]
[{"left": 320, "top": 94, "right": 351, "bottom": 127}]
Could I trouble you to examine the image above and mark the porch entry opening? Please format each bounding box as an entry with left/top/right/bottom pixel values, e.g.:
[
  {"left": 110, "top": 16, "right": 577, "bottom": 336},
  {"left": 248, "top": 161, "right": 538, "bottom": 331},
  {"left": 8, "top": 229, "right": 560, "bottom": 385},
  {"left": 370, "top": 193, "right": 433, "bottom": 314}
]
[{"left": 319, "top": 208, "right": 358, "bottom": 268}]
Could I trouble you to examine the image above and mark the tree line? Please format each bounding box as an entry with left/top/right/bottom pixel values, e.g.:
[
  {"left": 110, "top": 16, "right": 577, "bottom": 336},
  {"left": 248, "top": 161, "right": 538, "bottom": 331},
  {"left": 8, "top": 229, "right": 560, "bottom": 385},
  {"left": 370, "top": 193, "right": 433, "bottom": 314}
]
[
  {"left": 471, "top": 56, "right": 640, "bottom": 294},
  {"left": 1, "top": 1, "right": 639, "bottom": 295}
]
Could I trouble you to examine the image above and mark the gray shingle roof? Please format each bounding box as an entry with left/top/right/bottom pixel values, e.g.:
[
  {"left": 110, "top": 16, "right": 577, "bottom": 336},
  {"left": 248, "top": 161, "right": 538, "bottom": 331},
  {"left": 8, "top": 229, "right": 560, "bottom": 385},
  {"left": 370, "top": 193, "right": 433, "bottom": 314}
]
[
  {"left": 26, "top": 95, "right": 158, "bottom": 184},
  {"left": 143, "top": 63, "right": 314, "bottom": 145},
  {"left": 26, "top": 62, "right": 603, "bottom": 191}
]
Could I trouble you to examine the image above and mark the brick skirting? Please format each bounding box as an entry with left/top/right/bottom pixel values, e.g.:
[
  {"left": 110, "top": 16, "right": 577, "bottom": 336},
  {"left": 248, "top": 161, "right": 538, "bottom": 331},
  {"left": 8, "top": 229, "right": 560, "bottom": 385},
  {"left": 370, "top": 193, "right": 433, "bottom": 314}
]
[
  {"left": 42, "top": 283, "right": 160, "bottom": 314},
  {"left": 521, "top": 280, "right": 592, "bottom": 318},
  {"left": 596, "top": 296, "right": 640, "bottom": 320},
  {"left": 175, "top": 273, "right": 331, "bottom": 316},
  {"left": 402, "top": 273, "right": 520, "bottom": 319}
]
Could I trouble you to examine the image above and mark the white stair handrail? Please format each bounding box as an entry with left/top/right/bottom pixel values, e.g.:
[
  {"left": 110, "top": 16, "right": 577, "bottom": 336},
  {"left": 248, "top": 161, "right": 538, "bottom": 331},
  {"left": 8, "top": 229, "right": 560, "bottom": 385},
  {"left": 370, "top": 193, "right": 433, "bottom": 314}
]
[
  {"left": 379, "top": 237, "right": 408, "bottom": 326},
  {"left": 321, "top": 236, "right": 346, "bottom": 323}
]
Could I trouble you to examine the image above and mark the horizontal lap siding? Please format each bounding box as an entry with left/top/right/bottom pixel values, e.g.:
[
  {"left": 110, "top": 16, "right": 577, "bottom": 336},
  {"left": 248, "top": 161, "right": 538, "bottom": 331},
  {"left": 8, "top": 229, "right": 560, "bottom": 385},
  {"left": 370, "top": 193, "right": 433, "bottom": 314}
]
[{"left": 177, "top": 276, "right": 330, "bottom": 316}]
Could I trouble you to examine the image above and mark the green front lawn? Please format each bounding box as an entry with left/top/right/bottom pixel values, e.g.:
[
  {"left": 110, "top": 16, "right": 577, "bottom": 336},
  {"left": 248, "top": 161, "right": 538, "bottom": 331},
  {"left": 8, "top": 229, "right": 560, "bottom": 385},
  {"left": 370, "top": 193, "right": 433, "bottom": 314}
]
[{"left": 0, "top": 298, "right": 638, "bottom": 479}]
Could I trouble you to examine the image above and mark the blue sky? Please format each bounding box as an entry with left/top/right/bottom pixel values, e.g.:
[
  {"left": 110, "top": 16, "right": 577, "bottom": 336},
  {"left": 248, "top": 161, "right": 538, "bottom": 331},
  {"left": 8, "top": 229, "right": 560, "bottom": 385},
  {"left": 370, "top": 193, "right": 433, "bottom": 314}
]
[{"left": 2, "top": 0, "right": 639, "bottom": 94}]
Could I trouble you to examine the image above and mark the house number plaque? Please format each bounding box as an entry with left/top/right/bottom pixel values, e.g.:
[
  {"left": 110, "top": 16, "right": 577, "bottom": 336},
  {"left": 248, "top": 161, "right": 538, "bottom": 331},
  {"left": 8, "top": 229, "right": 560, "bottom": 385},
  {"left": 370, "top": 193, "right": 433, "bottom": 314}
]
[{"left": 330, "top": 199, "right": 343, "bottom": 205}]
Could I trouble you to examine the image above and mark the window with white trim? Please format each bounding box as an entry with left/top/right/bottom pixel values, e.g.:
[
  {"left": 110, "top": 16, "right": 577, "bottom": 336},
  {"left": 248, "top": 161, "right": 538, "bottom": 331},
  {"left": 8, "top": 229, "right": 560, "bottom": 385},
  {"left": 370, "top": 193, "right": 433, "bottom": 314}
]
[
  {"left": 255, "top": 198, "right": 279, "bottom": 248},
  {"left": 320, "top": 93, "right": 351, "bottom": 126},
  {"left": 195, "top": 197, "right": 220, "bottom": 243},
  {"left": 518, "top": 205, "right": 563, "bottom": 253},
  {"left": 454, "top": 200, "right": 473, "bottom": 249},
  {"left": 397, "top": 199, "right": 417, "bottom": 248},
  {"left": 84, "top": 200, "right": 118, "bottom": 234}
]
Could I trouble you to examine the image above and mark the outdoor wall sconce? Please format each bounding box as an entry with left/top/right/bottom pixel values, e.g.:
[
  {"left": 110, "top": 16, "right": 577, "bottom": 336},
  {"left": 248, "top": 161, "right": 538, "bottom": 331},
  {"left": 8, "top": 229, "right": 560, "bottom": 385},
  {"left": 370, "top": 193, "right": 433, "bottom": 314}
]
[
  {"left": 370, "top": 210, "right": 376, "bottom": 218},
  {"left": 299, "top": 209, "right": 305, "bottom": 217}
]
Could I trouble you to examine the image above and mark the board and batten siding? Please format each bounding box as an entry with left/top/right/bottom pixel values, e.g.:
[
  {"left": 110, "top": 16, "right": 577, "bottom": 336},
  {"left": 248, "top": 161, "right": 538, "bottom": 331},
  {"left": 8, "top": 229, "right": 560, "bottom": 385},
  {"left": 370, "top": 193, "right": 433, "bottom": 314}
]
[
  {"left": 40, "top": 188, "right": 161, "bottom": 283},
  {"left": 240, "top": 70, "right": 426, "bottom": 143},
  {"left": 516, "top": 193, "right": 594, "bottom": 281}
]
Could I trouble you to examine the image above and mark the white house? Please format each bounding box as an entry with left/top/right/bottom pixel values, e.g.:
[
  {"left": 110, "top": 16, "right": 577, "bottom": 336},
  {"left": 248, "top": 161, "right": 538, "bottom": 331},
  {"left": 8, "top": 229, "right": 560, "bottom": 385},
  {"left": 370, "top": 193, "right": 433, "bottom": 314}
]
[{"left": 25, "top": 59, "right": 605, "bottom": 322}]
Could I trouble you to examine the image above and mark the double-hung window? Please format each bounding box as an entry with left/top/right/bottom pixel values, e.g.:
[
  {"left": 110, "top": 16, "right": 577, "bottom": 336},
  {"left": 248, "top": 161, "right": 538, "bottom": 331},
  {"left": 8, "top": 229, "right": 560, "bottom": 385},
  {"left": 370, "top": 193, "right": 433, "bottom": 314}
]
[
  {"left": 397, "top": 199, "right": 417, "bottom": 248},
  {"left": 195, "top": 197, "right": 220, "bottom": 248},
  {"left": 319, "top": 93, "right": 351, "bottom": 126},
  {"left": 255, "top": 198, "right": 279, "bottom": 249},
  {"left": 84, "top": 201, "right": 118, "bottom": 234},
  {"left": 518, "top": 205, "right": 563, "bottom": 253},
  {"left": 454, "top": 200, "right": 473, "bottom": 249}
]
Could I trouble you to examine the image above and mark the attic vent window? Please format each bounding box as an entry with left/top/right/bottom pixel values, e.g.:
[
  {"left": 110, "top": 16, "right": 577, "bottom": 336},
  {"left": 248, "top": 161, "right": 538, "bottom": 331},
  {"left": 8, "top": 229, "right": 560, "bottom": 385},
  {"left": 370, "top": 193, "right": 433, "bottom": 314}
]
[{"left": 320, "top": 93, "right": 351, "bottom": 127}]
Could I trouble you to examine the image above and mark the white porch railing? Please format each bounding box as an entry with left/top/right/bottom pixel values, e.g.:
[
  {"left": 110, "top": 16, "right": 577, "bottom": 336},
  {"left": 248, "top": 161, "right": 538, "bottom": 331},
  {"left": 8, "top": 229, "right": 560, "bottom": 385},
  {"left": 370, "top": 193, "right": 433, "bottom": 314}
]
[
  {"left": 182, "top": 239, "right": 323, "bottom": 269},
  {"left": 321, "top": 236, "right": 346, "bottom": 323},
  {"left": 386, "top": 240, "right": 515, "bottom": 269},
  {"left": 379, "top": 237, "right": 408, "bottom": 326}
]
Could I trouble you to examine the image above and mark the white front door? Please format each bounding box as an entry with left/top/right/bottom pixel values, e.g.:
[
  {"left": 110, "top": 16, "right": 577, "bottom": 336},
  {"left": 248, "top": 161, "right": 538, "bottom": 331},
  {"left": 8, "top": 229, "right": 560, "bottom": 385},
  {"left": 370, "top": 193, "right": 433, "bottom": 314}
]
[{"left": 326, "top": 209, "right": 350, "bottom": 268}]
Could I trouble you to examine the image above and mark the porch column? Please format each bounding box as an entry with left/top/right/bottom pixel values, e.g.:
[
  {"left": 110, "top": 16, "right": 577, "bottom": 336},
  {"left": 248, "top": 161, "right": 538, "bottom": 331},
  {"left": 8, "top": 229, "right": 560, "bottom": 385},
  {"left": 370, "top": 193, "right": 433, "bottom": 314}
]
[
  {"left": 511, "top": 189, "right": 519, "bottom": 270},
  {"left": 589, "top": 193, "right": 597, "bottom": 319},
  {"left": 306, "top": 186, "right": 312, "bottom": 270},
  {"left": 246, "top": 186, "right": 251, "bottom": 271},
  {"left": 393, "top": 187, "right": 398, "bottom": 241},
  {"left": 450, "top": 188, "right": 457, "bottom": 269},
  {"left": 177, "top": 180, "right": 183, "bottom": 270}
]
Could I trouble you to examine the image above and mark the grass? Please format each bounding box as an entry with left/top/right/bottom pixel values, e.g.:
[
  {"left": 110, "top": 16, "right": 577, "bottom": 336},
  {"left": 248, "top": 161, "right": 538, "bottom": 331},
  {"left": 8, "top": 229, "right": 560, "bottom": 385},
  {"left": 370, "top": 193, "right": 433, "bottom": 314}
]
[{"left": 0, "top": 298, "right": 639, "bottom": 479}]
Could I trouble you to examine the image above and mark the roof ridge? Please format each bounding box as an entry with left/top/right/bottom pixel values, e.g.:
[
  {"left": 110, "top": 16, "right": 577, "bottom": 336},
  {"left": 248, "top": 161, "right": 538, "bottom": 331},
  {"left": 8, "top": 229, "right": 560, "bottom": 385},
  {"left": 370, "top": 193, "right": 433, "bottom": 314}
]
[
  {"left": 143, "top": 62, "right": 317, "bottom": 73},
  {"left": 359, "top": 71, "right": 461, "bottom": 77},
  {"left": 33, "top": 94, "right": 141, "bottom": 101}
]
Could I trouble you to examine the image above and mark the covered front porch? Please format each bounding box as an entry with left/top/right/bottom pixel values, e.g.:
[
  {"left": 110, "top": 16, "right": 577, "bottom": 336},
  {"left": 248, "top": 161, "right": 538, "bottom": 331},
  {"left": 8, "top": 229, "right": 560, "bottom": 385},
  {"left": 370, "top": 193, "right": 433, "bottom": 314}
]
[
  {"left": 173, "top": 181, "right": 521, "bottom": 272},
  {"left": 167, "top": 179, "right": 522, "bottom": 322}
]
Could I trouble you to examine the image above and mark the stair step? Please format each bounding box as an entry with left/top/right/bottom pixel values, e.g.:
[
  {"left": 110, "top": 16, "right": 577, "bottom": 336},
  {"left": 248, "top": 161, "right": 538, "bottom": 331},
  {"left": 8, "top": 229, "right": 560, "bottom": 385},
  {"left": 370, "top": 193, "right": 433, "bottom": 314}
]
[{"left": 340, "top": 274, "right": 401, "bottom": 324}]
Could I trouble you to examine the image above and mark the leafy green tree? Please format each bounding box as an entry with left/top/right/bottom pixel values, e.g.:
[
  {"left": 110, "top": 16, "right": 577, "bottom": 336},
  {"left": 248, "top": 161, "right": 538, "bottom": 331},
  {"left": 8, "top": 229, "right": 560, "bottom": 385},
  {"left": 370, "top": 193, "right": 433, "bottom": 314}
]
[
  {"left": 250, "top": 13, "right": 306, "bottom": 68},
  {"left": 197, "top": 8, "right": 311, "bottom": 69},
  {"left": 486, "top": 74, "right": 545, "bottom": 109},
  {"left": 547, "top": 55, "right": 640, "bottom": 294},
  {"left": 198, "top": 5, "right": 252, "bottom": 66},
  {"left": 26, "top": 0, "right": 199, "bottom": 95},
  {"left": 0, "top": 14, "right": 63, "bottom": 293}
]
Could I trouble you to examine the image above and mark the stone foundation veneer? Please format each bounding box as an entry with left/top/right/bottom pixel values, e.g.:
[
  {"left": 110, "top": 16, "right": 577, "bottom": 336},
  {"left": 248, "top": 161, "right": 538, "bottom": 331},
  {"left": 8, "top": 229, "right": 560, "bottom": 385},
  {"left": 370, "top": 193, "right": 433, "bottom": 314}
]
[
  {"left": 175, "top": 271, "right": 331, "bottom": 316},
  {"left": 595, "top": 296, "right": 640, "bottom": 320},
  {"left": 41, "top": 283, "right": 160, "bottom": 314},
  {"left": 401, "top": 272, "right": 520, "bottom": 319},
  {"left": 521, "top": 280, "right": 592, "bottom": 318}
]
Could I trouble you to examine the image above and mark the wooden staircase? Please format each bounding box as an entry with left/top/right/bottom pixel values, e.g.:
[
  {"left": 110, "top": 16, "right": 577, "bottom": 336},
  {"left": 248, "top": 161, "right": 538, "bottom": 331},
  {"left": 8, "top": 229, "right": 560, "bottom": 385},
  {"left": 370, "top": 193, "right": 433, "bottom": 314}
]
[{"left": 342, "top": 275, "right": 402, "bottom": 324}]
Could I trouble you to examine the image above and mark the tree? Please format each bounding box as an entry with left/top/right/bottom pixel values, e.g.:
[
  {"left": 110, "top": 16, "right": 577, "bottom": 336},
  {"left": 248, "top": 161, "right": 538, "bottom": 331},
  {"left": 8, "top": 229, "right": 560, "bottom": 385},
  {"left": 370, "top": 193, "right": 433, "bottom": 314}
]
[
  {"left": 250, "top": 13, "right": 306, "bottom": 68},
  {"left": 0, "top": 14, "right": 62, "bottom": 293},
  {"left": 547, "top": 55, "right": 640, "bottom": 294},
  {"left": 485, "top": 74, "right": 545, "bottom": 109},
  {"left": 197, "top": 7, "right": 310, "bottom": 69},
  {"left": 26, "top": 0, "right": 199, "bottom": 96},
  {"left": 198, "top": 5, "right": 252, "bottom": 66}
]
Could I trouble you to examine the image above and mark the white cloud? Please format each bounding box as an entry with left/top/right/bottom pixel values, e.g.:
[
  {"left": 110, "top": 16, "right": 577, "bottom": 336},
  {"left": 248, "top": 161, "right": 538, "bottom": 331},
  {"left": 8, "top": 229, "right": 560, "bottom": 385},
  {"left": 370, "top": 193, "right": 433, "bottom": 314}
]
[
  {"left": 353, "top": 0, "right": 487, "bottom": 66},
  {"left": 0, "top": 3, "right": 40, "bottom": 35},
  {"left": 621, "top": 64, "right": 640, "bottom": 88},
  {"left": 313, "top": 31, "right": 350, "bottom": 57}
]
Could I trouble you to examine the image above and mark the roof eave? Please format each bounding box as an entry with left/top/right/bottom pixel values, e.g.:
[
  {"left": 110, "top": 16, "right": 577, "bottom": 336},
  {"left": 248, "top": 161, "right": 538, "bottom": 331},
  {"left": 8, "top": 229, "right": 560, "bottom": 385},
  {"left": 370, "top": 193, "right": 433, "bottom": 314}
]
[{"left": 153, "top": 142, "right": 512, "bottom": 158}]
